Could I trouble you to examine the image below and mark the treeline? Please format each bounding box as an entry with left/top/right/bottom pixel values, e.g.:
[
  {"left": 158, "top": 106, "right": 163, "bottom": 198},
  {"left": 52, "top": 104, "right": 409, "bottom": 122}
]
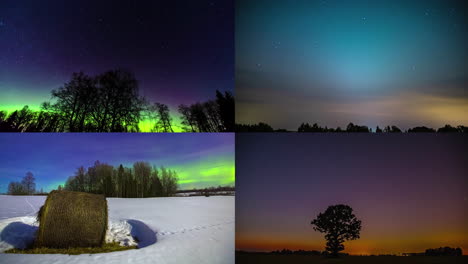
[
  {"left": 178, "top": 91, "right": 234, "bottom": 132},
  {"left": 403, "top": 247, "right": 463, "bottom": 256},
  {"left": 270, "top": 249, "right": 333, "bottom": 256},
  {"left": 0, "top": 69, "right": 234, "bottom": 132},
  {"left": 7, "top": 172, "right": 36, "bottom": 195},
  {"left": 177, "top": 186, "right": 235, "bottom": 197},
  {"left": 238, "top": 246, "right": 463, "bottom": 257},
  {"left": 425, "top": 247, "right": 463, "bottom": 256},
  {"left": 236, "top": 250, "right": 348, "bottom": 257},
  {"left": 236, "top": 122, "right": 468, "bottom": 133},
  {"left": 63, "top": 161, "right": 178, "bottom": 198}
]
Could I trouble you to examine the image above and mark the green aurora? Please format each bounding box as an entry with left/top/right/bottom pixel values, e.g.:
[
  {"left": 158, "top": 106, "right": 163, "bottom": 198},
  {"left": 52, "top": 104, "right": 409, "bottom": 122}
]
[{"left": 0, "top": 133, "right": 234, "bottom": 192}]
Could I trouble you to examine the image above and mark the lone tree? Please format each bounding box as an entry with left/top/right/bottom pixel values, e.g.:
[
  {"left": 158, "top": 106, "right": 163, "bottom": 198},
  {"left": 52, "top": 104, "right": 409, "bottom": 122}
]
[
  {"left": 311, "top": 204, "right": 362, "bottom": 256},
  {"left": 22, "top": 171, "right": 36, "bottom": 195}
]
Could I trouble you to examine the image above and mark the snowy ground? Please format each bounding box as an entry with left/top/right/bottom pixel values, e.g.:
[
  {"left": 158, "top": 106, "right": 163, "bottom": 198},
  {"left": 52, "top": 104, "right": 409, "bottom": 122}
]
[{"left": 0, "top": 195, "right": 234, "bottom": 264}]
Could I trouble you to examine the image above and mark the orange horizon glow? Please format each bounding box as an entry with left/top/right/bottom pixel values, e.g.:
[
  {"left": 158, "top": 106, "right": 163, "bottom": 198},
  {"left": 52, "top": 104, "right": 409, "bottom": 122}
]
[
  {"left": 237, "top": 233, "right": 468, "bottom": 256},
  {"left": 236, "top": 242, "right": 468, "bottom": 256},
  {"left": 236, "top": 136, "right": 468, "bottom": 258},
  {"left": 237, "top": 222, "right": 468, "bottom": 255}
]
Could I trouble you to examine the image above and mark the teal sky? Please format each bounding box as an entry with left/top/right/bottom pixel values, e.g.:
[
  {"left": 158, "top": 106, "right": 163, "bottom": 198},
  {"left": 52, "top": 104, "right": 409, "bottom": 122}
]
[{"left": 236, "top": 0, "right": 468, "bottom": 130}]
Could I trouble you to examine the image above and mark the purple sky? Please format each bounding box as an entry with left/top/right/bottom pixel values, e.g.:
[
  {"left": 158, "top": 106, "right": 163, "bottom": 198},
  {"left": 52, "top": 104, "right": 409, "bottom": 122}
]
[
  {"left": 0, "top": 0, "right": 233, "bottom": 109},
  {"left": 236, "top": 134, "right": 468, "bottom": 254}
]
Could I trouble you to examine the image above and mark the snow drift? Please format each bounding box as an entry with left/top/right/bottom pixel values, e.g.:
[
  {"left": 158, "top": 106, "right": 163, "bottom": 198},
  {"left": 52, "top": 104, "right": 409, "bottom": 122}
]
[{"left": 0, "top": 195, "right": 234, "bottom": 264}]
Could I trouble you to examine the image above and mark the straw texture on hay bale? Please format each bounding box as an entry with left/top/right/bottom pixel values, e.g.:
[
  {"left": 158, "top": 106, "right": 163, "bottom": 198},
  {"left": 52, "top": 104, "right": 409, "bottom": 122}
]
[{"left": 35, "top": 190, "right": 108, "bottom": 248}]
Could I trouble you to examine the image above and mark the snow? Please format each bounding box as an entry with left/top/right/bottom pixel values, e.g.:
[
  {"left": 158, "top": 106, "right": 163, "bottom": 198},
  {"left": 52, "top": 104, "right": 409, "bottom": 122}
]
[
  {"left": 0, "top": 195, "right": 234, "bottom": 264},
  {"left": 105, "top": 219, "right": 137, "bottom": 247}
]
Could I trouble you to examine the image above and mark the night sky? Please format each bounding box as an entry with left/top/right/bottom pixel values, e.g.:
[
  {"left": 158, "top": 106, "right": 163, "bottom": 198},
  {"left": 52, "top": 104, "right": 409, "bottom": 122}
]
[
  {"left": 236, "top": 134, "right": 468, "bottom": 255},
  {"left": 236, "top": 0, "right": 468, "bottom": 130},
  {"left": 0, "top": 0, "right": 233, "bottom": 131},
  {"left": 0, "top": 133, "right": 234, "bottom": 193}
]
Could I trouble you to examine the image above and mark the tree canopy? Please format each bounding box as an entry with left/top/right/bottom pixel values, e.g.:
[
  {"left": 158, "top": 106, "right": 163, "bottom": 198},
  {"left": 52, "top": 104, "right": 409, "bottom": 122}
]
[
  {"left": 0, "top": 70, "right": 234, "bottom": 132},
  {"left": 311, "top": 204, "right": 362, "bottom": 256},
  {"left": 8, "top": 172, "right": 36, "bottom": 195},
  {"left": 64, "top": 161, "right": 178, "bottom": 198}
]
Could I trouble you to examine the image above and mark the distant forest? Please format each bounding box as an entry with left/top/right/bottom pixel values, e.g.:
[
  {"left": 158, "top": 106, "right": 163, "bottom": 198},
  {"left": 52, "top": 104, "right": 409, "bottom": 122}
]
[
  {"left": 237, "top": 246, "right": 463, "bottom": 257},
  {"left": 7, "top": 161, "right": 180, "bottom": 198},
  {"left": 0, "top": 69, "right": 234, "bottom": 132},
  {"left": 177, "top": 186, "right": 235, "bottom": 197},
  {"left": 62, "top": 161, "right": 178, "bottom": 198},
  {"left": 236, "top": 122, "right": 468, "bottom": 133}
]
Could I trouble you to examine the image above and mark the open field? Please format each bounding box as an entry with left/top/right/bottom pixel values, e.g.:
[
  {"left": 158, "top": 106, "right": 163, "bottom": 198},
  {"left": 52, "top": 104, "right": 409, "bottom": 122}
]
[
  {"left": 0, "top": 195, "right": 234, "bottom": 264},
  {"left": 236, "top": 253, "right": 468, "bottom": 264}
]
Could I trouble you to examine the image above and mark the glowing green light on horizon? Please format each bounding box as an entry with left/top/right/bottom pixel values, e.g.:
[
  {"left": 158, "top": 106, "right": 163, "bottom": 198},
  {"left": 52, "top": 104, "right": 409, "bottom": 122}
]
[
  {"left": 1, "top": 105, "right": 186, "bottom": 132},
  {"left": 172, "top": 155, "right": 235, "bottom": 189},
  {"left": 0, "top": 104, "right": 42, "bottom": 113},
  {"left": 138, "top": 114, "right": 185, "bottom": 132},
  {"left": 29, "top": 154, "right": 234, "bottom": 192}
]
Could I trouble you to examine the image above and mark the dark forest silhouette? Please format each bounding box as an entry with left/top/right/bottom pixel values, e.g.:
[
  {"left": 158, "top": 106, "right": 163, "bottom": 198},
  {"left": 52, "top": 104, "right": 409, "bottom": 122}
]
[
  {"left": 237, "top": 246, "right": 463, "bottom": 257},
  {"left": 7, "top": 161, "right": 179, "bottom": 198},
  {"left": 7, "top": 172, "right": 36, "bottom": 195},
  {"left": 177, "top": 186, "right": 235, "bottom": 197},
  {"left": 236, "top": 122, "right": 468, "bottom": 133},
  {"left": 64, "top": 161, "right": 178, "bottom": 198},
  {"left": 0, "top": 69, "right": 234, "bottom": 132}
]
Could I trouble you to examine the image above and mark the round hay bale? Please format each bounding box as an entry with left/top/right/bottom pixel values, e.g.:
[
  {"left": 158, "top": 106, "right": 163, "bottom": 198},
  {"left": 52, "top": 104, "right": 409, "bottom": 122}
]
[{"left": 35, "top": 190, "right": 108, "bottom": 248}]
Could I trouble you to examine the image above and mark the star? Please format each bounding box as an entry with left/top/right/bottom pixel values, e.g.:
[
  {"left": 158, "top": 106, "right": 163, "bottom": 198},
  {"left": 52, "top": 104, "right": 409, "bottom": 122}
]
[
  {"left": 273, "top": 41, "right": 281, "bottom": 49},
  {"left": 0, "top": 20, "right": 5, "bottom": 27}
]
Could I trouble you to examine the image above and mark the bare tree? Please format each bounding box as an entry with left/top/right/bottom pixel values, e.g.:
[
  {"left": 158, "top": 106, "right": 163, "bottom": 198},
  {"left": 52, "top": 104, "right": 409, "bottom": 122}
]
[{"left": 21, "top": 172, "right": 36, "bottom": 195}]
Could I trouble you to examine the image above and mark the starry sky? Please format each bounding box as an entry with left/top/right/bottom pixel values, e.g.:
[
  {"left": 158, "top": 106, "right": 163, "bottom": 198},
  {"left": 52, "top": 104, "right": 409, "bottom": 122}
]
[
  {"left": 0, "top": 0, "right": 233, "bottom": 131},
  {"left": 0, "top": 133, "right": 234, "bottom": 193},
  {"left": 236, "top": 134, "right": 468, "bottom": 255},
  {"left": 236, "top": 0, "right": 468, "bottom": 130}
]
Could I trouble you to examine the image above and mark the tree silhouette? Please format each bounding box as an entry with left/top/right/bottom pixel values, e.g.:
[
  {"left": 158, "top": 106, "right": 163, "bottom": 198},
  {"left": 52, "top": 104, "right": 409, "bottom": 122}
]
[
  {"left": 437, "top": 125, "right": 460, "bottom": 133},
  {"left": 236, "top": 122, "right": 468, "bottom": 133},
  {"left": 94, "top": 69, "right": 144, "bottom": 132},
  {"left": 346, "top": 123, "right": 370, "bottom": 132},
  {"left": 216, "top": 90, "right": 235, "bottom": 131},
  {"left": 43, "top": 69, "right": 145, "bottom": 132},
  {"left": 0, "top": 71, "right": 233, "bottom": 132},
  {"left": 7, "top": 172, "right": 36, "bottom": 195},
  {"left": 235, "top": 122, "right": 274, "bottom": 132},
  {"left": 60, "top": 161, "right": 178, "bottom": 198},
  {"left": 21, "top": 172, "right": 36, "bottom": 195},
  {"left": 178, "top": 90, "right": 234, "bottom": 132},
  {"left": 311, "top": 204, "right": 362, "bottom": 257},
  {"left": 425, "top": 247, "right": 462, "bottom": 256},
  {"left": 408, "top": 126, "right": 435, "bottom": 133},
  {"left": 151, "top": 103, "right": 174, "bottom": 132}
]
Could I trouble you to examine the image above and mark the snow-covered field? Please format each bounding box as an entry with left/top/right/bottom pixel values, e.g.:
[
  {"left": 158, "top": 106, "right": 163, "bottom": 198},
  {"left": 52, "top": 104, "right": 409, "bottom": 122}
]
[{"left": 0, "top": 195, "right": 234, "bottom": 264}]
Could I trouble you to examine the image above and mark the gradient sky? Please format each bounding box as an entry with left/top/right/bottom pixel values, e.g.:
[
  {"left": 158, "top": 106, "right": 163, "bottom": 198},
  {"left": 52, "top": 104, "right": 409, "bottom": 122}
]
[
  {"left": 0, "top": 0, "right": 233, "bottom": 131},
  {"left": 236, "top": 134, "right": 468, "bottom": 255},
  {"left": 236, "top": 0, "right": 468, "bottom": 130},
  {"left": 0, "top": 133, "right": 234, "bottom": 193}
]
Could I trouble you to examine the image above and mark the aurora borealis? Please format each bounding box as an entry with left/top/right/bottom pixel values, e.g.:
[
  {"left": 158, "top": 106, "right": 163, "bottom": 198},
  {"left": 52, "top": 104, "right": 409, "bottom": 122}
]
[
  {"left": 236, "top": 0, "right": 468, "bottom": 130},
  {"left": 0, "top": 0, "right": 233, "bottom": 131},
  {"left": 0, "top": 133, "right": 234, "bottom": 193},
  {"left": 236, "top": 134, "right": 468, "bottom": 255}
]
